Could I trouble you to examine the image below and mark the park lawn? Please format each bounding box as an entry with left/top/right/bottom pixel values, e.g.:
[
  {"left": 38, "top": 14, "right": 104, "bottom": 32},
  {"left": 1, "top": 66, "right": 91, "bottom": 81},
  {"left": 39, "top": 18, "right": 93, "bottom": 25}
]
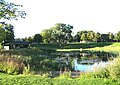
[
  {"left": 86, "top": 42, "right": 120, "bottom": 54},
  {"left": 32, "top": 42, "right": 120, "bottom": 53},
  {"left": 0, "top": 73, "right": 119, "bottom": 85}
]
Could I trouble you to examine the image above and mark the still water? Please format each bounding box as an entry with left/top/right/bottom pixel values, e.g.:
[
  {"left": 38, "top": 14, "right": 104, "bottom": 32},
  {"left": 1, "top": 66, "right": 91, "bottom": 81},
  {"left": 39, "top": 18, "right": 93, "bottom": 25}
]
[
  {"left": 53, "top": 51, "right": 115, "bottom": 72},
  {"left": 74, "top": 58, "right": 108, "bottom": 72}
]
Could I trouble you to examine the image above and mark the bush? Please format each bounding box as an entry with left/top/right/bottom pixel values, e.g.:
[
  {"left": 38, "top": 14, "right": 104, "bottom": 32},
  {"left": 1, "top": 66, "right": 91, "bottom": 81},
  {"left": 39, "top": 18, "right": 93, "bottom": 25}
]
[
  {"left": 107, "top": 56, "right": 120, "bottom": 79},
  {"left": 93, "top": 68, "right": 110, "bottom": 78},
  {"left": 0, "top": 54, "right": 25, "bottom": 74},
  {"left": 90, "top": 56, "right": 120, "bottom": 80}
]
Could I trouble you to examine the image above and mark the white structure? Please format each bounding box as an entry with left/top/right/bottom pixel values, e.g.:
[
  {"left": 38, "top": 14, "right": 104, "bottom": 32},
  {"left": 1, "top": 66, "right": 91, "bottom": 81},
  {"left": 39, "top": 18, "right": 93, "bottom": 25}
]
[{"left": 4, "top": 46, "right": 9, "bottom": 50}]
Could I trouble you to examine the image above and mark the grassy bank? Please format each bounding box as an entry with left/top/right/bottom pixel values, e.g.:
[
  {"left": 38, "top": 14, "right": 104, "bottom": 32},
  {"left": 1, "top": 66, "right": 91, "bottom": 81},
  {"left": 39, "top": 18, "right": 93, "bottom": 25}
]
[
  {"left": 86, "top": 42, "right": 120, "bottom": 54},
  {"left": 0, "top": 73, "right": 119, "bottom": 85},
  {"left": 31, "top": 42, "right": 120, "bottom": 53}
]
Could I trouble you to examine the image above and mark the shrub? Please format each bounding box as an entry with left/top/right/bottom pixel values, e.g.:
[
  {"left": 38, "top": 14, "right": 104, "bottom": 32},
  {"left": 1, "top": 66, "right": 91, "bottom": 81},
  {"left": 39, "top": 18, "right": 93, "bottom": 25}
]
[
  {"left": 93, "top": 68, "right": 110, "bottom": 78},
  {"left": 0, "top": 54, "right": 25, "bottom": 74},
  {"left": 23, "top": 64, "right": 31, "bottom": 75},
  {"left": 107, "top": 56, "right": 120, "bottom": 79}
]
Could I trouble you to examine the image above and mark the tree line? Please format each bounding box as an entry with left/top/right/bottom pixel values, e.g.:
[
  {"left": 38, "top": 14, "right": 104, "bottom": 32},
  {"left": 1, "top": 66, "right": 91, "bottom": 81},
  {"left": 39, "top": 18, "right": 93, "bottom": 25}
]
[
  {"left": 24, "top": 23, "right": 120, "bottom": 45},
  {"left": 1, "top": 23, "right": 120, "bottom": 45}
]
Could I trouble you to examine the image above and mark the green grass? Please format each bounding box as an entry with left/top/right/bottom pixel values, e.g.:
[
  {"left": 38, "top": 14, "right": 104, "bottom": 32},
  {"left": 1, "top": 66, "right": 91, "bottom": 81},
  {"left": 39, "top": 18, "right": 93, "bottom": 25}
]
[
  {"left": 31, "top": 42, "right": 120, "bottom": 54},
  {"left": 0, "top": 73, "right": 119, "bottom": 85},
  {"left": 31, "top": 42, "right": 113, "bottom": 49},
  {"left": 86, "top": 42, "right": 120, "bottom": 54}
]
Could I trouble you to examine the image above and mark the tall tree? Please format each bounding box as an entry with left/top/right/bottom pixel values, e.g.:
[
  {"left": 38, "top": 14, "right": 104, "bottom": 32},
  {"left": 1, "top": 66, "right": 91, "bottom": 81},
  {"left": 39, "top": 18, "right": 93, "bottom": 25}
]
[
  {"left": 33, "top": 34, "right": 42, "bottom": 43},
  {"left": 74, "top": 33, "right": 80, "bottom": 42},
  {"left": 115, "top": 31, "right": 120, "bottom": 42},
  {"left": 27, "top": 37, "right": 33, "bottom": 43},
  {"left": 4, "top": 24, "right": 14, "bottom": 42},
  {"left": 41, "top": 29, "right": 53, "bottom": 43},
  {"left": 81, "top": 33, "right": 87, "bottom": 41},
  {"left": 94, "top": 32, "right": 101, "bottom": 42},
  {"left": 0, "top": 0, "right": 26, "bottom": 43},
  {"left": 0, "top": 24, "right": 5, "bottom": 43},
  {"left": 51, "top": 23, "right": 73, "bottom": 45},
  {"left": 108, "top": 32, "right": 114, "bottom": 42},
  {"left": 100, "top": 34, "right": 109, "bottom": 42}
]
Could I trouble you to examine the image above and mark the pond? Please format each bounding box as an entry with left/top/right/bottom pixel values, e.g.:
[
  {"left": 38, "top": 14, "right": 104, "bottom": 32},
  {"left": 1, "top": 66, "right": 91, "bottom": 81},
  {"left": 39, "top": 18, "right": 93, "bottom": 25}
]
[
  {"left": 51, "top": 51, "right": 116, "bottom": 72},
  {"left": 74, "top": 58, "right": 108, "bottom": 72}
]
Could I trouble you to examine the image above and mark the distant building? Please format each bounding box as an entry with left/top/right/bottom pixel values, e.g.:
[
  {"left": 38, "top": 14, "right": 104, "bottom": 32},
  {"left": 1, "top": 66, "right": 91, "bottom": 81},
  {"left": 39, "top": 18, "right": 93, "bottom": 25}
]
[{"left": 3, "top": 41, "right": 30, "bottom": 49}]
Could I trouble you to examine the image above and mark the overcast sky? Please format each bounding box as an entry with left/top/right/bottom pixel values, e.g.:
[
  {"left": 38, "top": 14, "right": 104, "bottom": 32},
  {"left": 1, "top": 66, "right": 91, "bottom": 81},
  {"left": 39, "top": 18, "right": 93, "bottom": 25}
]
[{"left": 8, "top": 0, "right": 120, "bottom": 38}]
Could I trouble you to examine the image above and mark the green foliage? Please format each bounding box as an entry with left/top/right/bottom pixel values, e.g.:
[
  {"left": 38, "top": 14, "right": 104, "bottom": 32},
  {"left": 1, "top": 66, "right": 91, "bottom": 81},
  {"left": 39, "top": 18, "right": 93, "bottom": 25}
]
[
  {"left": 0, "top": 54, "right": 25, "bottom": 74},
  {"left": 41, "top": 29, "right": 53, "bottom": 43},
  {"left": 115, "top": 31, "right": 120, "bottom": 41},
  {"left": 0, "top": 73, "right": 119, "bottom": 85},
  {"left": 0, "top": 23, "right": 15, "bottom": 43},
  {"left": 87, "top": 42, "right": 120, "bottom": 54},
  {"left": 4, "top": 24, "right": 14, "bottom": 42},
  {"left": 100, "top": 34, "right": 109, "bottom": 42},
  {"left": 107, "top": 56, "right": 120, "bottom": 80},
  {"left": 76, "top": 30, "right": 97, "bottom": 42},
  {"left": 93, "top": 68, "right": 110, "bottom": 78},
  {"left": 0, "top": 47, "right": 60, "bottom": 74},
  {"left": 0, "top": 0, "right": 26, "bottom": 43},
  {"left": 82, "top": 56, "right": 120, "bottom": 80},
  {"left": 41, "top": 23, "right": 73, "bottom": 44},
  {"left": 23, "top": 64, "right": 31, "bottom": 75},
  {"left": 0, "top": 0, "right": 26, "bottom": 20},
  {"left": 33, "top": 34, "right": 42, "bottom": 43},
  {"left": 0, "top": 26, "right": 5, "bottom": 43},
  {"left": 59, "top": 71, "right": 71, "bottom": 78}
]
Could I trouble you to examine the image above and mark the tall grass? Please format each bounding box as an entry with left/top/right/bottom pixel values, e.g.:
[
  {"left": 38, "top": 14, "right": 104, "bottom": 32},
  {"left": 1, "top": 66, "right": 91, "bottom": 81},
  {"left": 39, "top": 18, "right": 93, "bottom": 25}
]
[
  {"left": 81, "top": 55, "right": 120, "bottom": 80},
  {"left": 0, "top": 54, "right": 25, "bottom": 74},
  {"left": 107, "top": 56, "right": 120, "bottom": 80},
  {"left": 0, "top": 48, "right": 60, "bottom": 74}
]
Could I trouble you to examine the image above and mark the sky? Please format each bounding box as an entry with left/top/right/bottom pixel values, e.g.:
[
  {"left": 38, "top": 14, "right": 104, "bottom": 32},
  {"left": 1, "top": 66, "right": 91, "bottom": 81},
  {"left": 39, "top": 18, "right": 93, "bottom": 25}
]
[{"left": 7, "top": 0, "right": 120, "bottom": 38}]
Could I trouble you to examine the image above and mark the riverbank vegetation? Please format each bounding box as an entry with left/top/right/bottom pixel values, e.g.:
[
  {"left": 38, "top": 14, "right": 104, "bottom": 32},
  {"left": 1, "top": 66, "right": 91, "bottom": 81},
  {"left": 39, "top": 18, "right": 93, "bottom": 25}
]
[{"left": 1, "top": 55, "right": 120, "bottom": 84}]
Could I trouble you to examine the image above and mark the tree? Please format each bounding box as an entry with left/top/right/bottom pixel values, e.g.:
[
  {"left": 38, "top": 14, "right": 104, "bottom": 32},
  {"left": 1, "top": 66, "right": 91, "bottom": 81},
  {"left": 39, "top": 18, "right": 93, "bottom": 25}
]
[
  {"left": 108, "top": 32, "right": 114, "bottom": 42},
  {"left": 81, "top": 33, "right": 87, "bottom": 41},
  {"left": 87, "top": 31, "right": 96, "bottom": 42},
  {"left": 41, "top": 23, "right": 73, "bottom": 44},
  {"left": 100, "top": 34, "right": 109, "bottom": 42},
  {"left": 0, "top": 0, "right": 26, "bottom": 20},
  {"left": 33, "top": 34, "right": 42, "bottom": 43},
  {"left": 0, "top": 24, "right": 5, "bottom": 43},
  {"left": 0, "top": 0, "right": 26, "bottom": 43},
  {"left": 41, "top": 29, "right": 53, "bottom": 43},
  {"left": 74, "top": 33, "right": 80, "bottom": 42},
  {"left": 27, "top": 37, "right": 33, "bottom": 43},
  {"left": 115, "top": 31, "right": 120, "bottom": 42},
  {"left": 94, "top": 32, "right": 101, "bottom": 42},
  {"left": 51, "top": 23, "right": 73, "bottom": 45},
  {"left": 77, "top": 30, "right": 96, "bottom": 42},
  {"left": 4, "top": 24, "right": 14, "bottom": 42}
]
